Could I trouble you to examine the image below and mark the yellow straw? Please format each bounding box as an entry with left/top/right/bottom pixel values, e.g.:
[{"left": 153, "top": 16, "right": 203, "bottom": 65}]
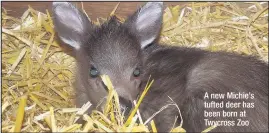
[{"left": 13, "top": 96, "right": 27, "bottom": 132}]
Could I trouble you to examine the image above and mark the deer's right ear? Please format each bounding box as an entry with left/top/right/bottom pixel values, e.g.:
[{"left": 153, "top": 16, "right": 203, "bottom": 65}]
[
  {"left": 124, "top": 2, "right": 163, "bottom": 49},
  {"left": 52, "top": 2, "right": 92, "bottom": 50}
]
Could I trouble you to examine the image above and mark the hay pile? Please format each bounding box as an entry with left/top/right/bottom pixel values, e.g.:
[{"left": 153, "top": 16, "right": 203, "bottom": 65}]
[
  {"left": 160, "top": 2, "right": 268, "bottom": 62},
  {"left": 1, "top": 2, "right": 268, "bottom": 132}
]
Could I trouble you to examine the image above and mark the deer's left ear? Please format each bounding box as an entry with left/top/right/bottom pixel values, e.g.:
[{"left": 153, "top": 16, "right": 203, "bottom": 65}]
[
  {"left": 124, "top": 2, "right": 163, "bottom": 49},
  {"left": 52, "top": 2, "right": 93, "bottom": 50}
]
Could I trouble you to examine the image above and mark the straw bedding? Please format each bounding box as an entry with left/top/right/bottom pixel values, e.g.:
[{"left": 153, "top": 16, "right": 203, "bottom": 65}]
[{"left": 1, "top": 2, "right": 268, "bottom": 132}]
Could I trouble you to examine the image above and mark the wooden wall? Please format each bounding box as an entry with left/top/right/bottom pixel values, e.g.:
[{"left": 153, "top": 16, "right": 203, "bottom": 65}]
[{"left": 2, "top": 2, "right": 189, "bottom": 20}]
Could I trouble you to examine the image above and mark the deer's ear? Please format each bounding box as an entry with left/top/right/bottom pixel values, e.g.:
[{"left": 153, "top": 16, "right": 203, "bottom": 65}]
[
  {"left": 52, "top": 2, "right": 92, "bottom": 50},
  {"left": 124, "top": 2, "right": 163, "bottom": 49}
]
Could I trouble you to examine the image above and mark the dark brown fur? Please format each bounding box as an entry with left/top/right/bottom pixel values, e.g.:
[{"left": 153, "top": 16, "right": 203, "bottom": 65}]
[{"left": 140, "top": 45, "right": 268, "bottom": 132}]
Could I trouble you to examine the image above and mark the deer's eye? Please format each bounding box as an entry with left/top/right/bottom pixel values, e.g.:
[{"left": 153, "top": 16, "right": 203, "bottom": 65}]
[
  {"left": 89, "top": 67, "right": 99, "bottom": 78},
  {"left": 133, "top": 68, "right": 140, "bottom": 77}
]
